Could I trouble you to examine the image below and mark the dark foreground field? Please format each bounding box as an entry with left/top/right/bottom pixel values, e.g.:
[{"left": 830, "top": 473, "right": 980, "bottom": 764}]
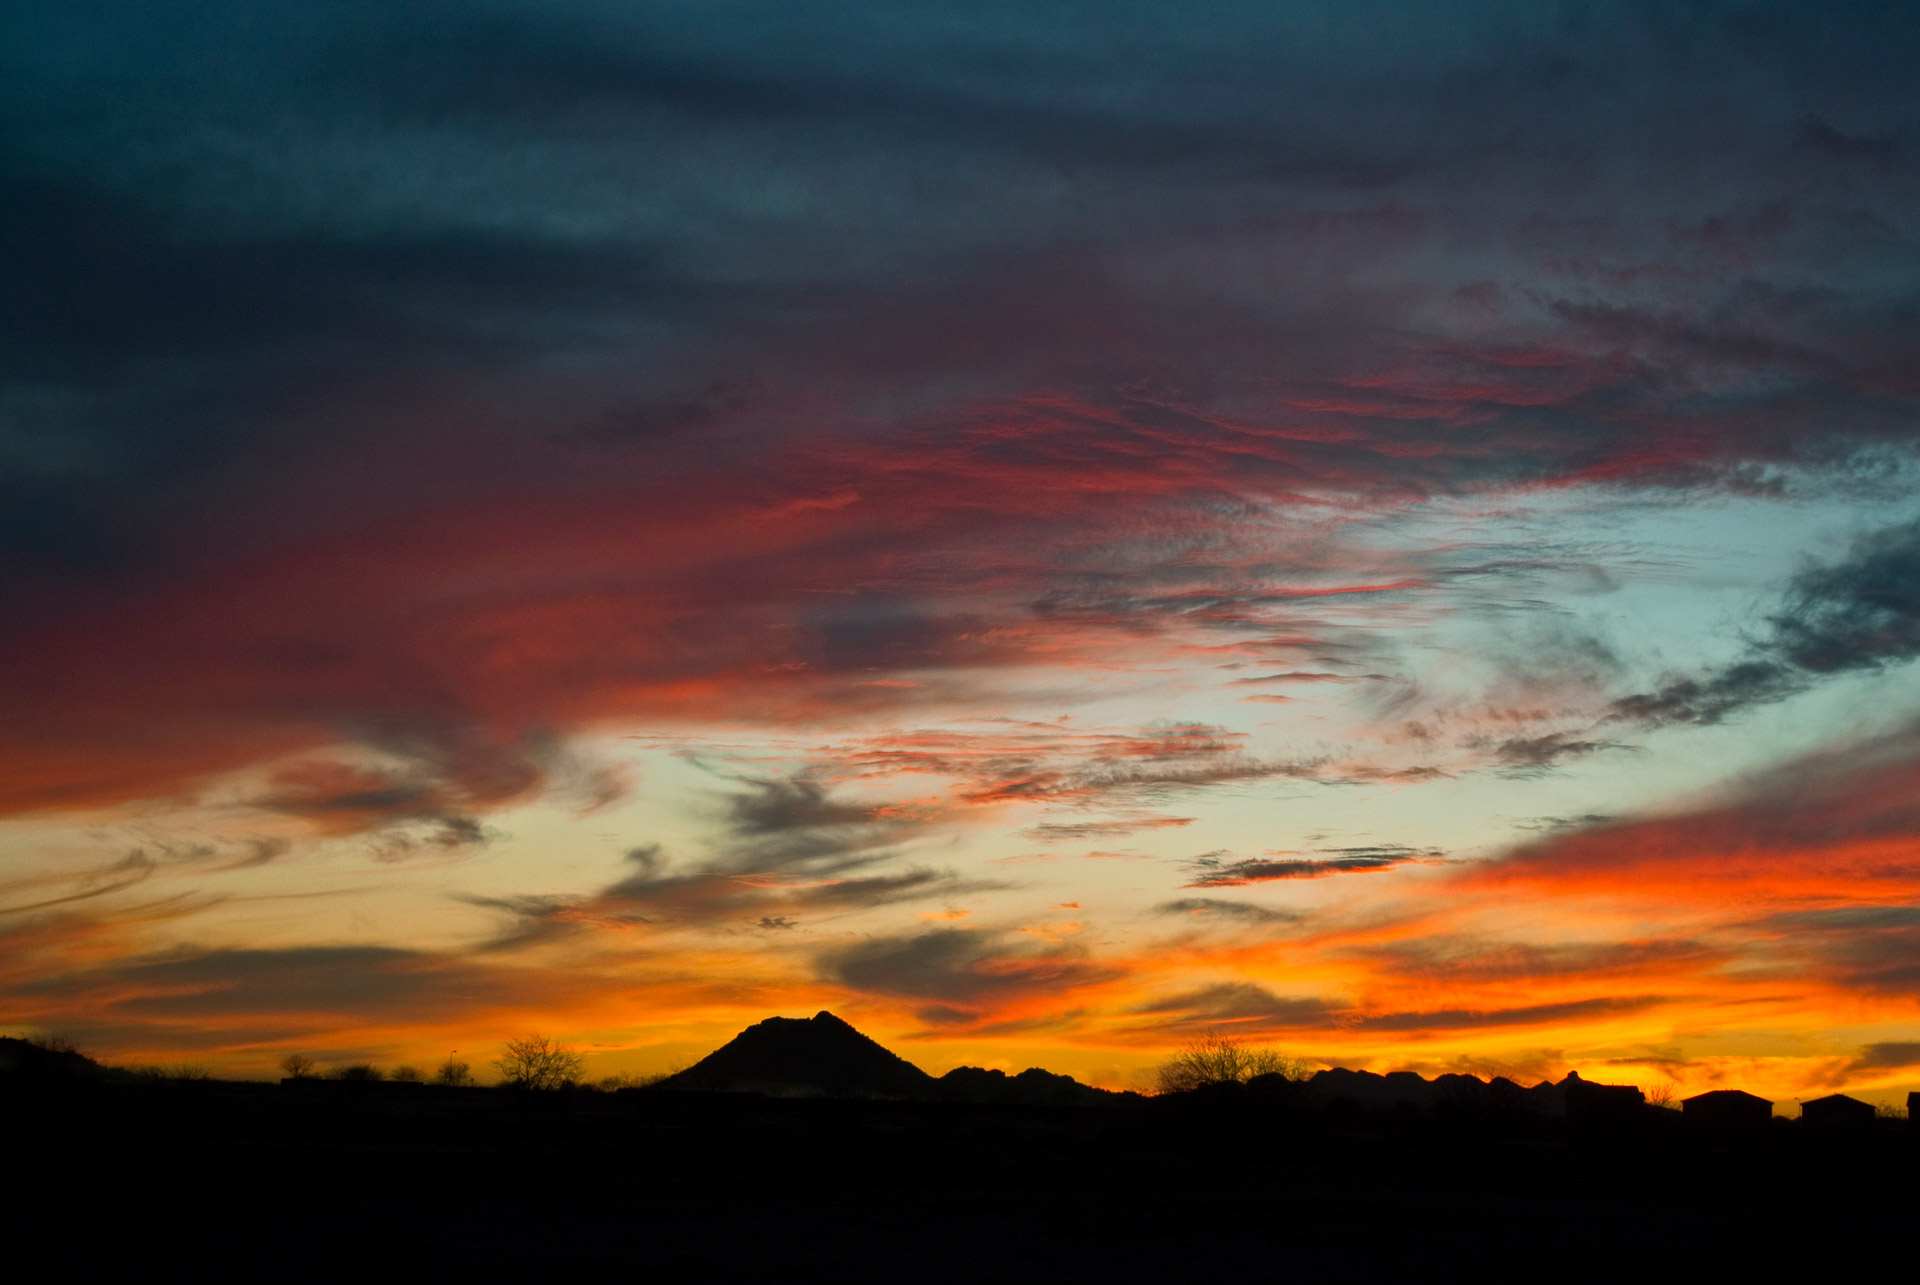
[{"left": 6, "top": 1077, "right": 1914, "bottom": 1283}]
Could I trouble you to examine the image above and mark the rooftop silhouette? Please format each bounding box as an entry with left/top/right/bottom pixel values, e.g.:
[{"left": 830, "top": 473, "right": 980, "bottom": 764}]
[
  {"left": 1682, "top": 1088, "right": 1774, "bottom": 1128},
  {"left": 1801, "top": 1092, "right": 1876, "bottom": 1129}
]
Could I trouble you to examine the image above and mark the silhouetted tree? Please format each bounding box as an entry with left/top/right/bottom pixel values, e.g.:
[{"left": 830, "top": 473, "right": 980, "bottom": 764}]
[
  {"left": 390, "top": 1065, "right": 424, "bottom": 1083},
  {"left": 328, "top": 1063, "right": 383, "bottom": 1082},
  {"left": 434, "top": 1054, "right": 474, "bottom": 1087},
  {"left": 1155, "top": 1029, "right": 1309, "bottom": 1094},
  {"left": 493, "top": 1034, "right": 586, "bottom": 1090},
  {"left": 280, "top": 1053, "right": 316, "bottom": 1080}
]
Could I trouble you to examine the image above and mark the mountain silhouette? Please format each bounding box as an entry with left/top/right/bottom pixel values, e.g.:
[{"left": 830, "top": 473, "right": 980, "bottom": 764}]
[
  {"left": 655, "top": 1011, "right": 935, "bottom": 1098},
  {"left": 933, "top": 1065, "right": 1122, "bottom": 1107}
]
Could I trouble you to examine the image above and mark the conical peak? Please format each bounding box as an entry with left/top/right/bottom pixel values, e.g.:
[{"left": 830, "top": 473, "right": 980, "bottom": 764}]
[{"left": 658, "top": 1008, "right": 932, "bottom": 1097}]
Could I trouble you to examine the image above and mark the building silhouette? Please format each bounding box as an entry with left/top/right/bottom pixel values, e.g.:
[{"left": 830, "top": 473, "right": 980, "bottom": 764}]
[
  {"left": 1562, "top": 1071, "right": 1646, "bottom": 1123},
  {"left": 1800, "top": 1093, "right": 1875, "bottom": 1129},
  {"left": 1681, "top": 1088, "right": 1771, "bottom": 1128}
]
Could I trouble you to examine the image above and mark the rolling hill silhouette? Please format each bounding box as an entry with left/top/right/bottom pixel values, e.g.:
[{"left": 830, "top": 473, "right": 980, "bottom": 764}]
[
  {"left": 655, "top": 1011, "right": 935, "bottom": 1098},
  {"left": 0, "top": 1037, "right": 118, "bottom": 1081}
]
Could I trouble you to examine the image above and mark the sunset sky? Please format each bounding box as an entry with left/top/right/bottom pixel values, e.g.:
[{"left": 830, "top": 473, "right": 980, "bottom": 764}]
[{"left": 5, "top": 2, "right": 1920, "bottom": 1105}]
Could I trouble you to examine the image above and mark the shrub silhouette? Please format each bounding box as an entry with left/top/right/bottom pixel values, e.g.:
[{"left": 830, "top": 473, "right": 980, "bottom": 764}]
[
  {"left": 27, "top": 1033, "right": 81, "bottom": 1056},
  {"left": 494, "top": 1034, "right": 586, "bottom": 1090},
  {"left": 328, "top": 1063, "right": 383, "bottom": 1082},
  {"left": 280, "top": 1053, "right": 316, "bottom": 1080},
  {"left": 433, "top": 1055, "right": 474, "bottom": 1087},
  {"left": 596, "top": 1072, "right": 645, "bottom": 1090},
  {"left": 1155, "top": 1029, "right": 1308, "bottom": 1094},
  {"left": 390, "top": 1065, "right": 424, "bottom": 1083}
]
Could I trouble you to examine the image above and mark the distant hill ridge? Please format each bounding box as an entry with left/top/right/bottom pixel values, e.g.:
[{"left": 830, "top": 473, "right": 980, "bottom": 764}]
[
  {"left": 653, "top": 1011, "right": 1120, "bottom": 1105},
  {"left": 0, "top": 1020, "right": 1656, "bottom": 1117},
  {"left": 654, "top": 1012, "right": 1661, "bottom": 1114},
  {"left": 1300, "top": 1066, "right": 1645, "bottom": 1119},
  {"left": 0, "top": 1036, "right": 116, "bottom": 1080}
]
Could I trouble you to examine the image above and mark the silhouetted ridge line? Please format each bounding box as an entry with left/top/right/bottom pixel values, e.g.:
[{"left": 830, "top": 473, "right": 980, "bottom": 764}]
[
  {"left": 0, "top": 1037, "right": 117, "bottom": 1081},
  {"left": 933, "top": 1065, "right": 1122, "bottom": 1107},
  {"left": 652, "top": 1013, "right": 1129, "bottom": 1103},
  {"left": 654, "top": 1011, "right": 934, "bottom": 1098},
  {"left": 1298, "top": 1067, "right": 1646, "bottom": 1119}
]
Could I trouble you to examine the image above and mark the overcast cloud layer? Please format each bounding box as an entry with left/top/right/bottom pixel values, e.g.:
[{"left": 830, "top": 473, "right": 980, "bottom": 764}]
[{"left": 3, "top": 1, "right": 1919, "bottom": 1097}]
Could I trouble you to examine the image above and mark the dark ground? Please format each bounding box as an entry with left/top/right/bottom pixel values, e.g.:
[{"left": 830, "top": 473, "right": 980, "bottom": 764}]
[{"left": 6, "top": 1078, "right": 1914, "bottom": 1283}]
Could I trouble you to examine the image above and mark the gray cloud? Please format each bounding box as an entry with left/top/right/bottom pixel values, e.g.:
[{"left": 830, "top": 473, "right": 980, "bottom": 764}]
[
  {"left": 12, "top": 945, "right": 524, "bottom": 1020},
  {"left": 1183, "top": 845, "right": 1439, "bottom": 887},
  {"left": 1353, "top": 995, "right": 1672, "bottom": 1033},
  {"left": 1355, "top": 935, "right": 1718, "bottom": 985},
  {"left": 1490, "top": 732, "right": 1631, "bottom": 773},
  {"left": 5, "top": 0, "right": 1917, "bottom": 595},
  {"left": 1133, "top": 981, "right": 1340, "bottom": 1026},
  {"left": 1128, "top": 980, "right": 1670, "bottom": 1035},
  {"left": 1155, "top": 898, "right": 1299, "bottom": 924},
  {"left": 1847, "top": 1041, "right": 1920, "bottom": 1073},
  {"left": 821, "top": 927, "right": 1123, "bottom": 1022},
  {"left": 1615, "top": 517, "right": 1920, "bottom": 728},
  {"left": 473, "top": 775, "right": 990, "bottom": 947},
  {"left": 4, "top": 0, "right": 1920, "bottom": 829},
  {"left": 1023, "top": 816, "right": 1194, "bottom": 841},
  {"left": 1754, "top": 904, "right": 1920, "bottom": 998}
]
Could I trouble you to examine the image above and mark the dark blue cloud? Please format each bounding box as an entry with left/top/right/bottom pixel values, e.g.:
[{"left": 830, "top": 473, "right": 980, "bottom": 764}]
[
  {"left": 4, "top": 0, "right": 1920, "bottom": 807},
  {"left": 1615, "top": 516, "right": 1920, "bottom": 726}
]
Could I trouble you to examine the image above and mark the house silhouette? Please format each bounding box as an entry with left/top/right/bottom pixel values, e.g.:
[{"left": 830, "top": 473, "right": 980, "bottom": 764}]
[
  {"left": 1681, "top": 1088, "right": 1771, "bottom": 1128},
  {"left": 1799, "top": 1093, "right": 1874, "bottom": 1129},
  {"left": 1561, "top": 1071, "right": 1645, "bottom": 1123}
]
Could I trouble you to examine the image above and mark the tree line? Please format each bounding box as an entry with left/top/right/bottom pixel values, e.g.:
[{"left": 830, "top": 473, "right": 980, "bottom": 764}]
[
  {"left": 278, "top": 1034, "right": 668, "bottom": 1090},
  {"left": 277, "top": 1028, "right": 1306, "bottom": 1093}
]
